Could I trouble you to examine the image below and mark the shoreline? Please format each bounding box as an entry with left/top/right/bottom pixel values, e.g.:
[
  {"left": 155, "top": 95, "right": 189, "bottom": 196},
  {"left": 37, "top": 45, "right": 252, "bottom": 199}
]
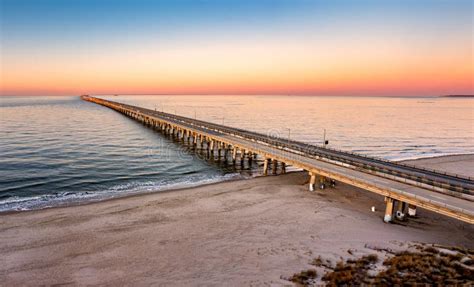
[
  {"left": 2, "top": 153, "right": 473, "bottom": 215},
  {"left": 0, "top": 173, "right": 267, "bottom": 216},
  {"left": 1, "top": 154, "right": 473, "bottom": 285},
  {"left": 394, "top": 152, "right": 474, "bottom": 163},
  {"left": 0, "top": 172, "right": 250, "bottom": 216}
]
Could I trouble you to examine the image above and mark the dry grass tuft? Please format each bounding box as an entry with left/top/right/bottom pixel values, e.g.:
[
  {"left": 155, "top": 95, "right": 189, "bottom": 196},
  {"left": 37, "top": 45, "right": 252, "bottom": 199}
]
[
  {"left": 321, "top": 254, "right": 378, "bottom": 285},
  {"left": 289, "top": 269, "right": 317, "bottom": 286},
  {"left": 294, "top": 246, "right": 474, "bottom": 286},
  {"left": 375, "top": 250, "right": 473, "bottom": 285}
]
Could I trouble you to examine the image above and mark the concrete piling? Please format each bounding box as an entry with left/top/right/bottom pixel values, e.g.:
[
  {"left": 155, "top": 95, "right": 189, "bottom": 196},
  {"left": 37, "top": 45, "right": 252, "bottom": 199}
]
[
  {"left": 263, "top": 158, "right": 269, "bottom": 176},
  {"left": 309, "top": 172, "right": 316, "bottom": 191},
  {"left": 384, "top": 197, "right": 394, "bottom": 223},
  {"left": 232, "top": 147, "right": 237, "bottom": 164},
  {"left": 396, "top": 201, "right": 406, "bottom": 220}
]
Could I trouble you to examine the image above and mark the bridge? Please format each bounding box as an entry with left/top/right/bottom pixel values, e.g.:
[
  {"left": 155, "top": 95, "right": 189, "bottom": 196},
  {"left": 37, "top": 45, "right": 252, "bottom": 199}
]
[{"left": 82, "top": 95, "right": 474, "bottom": 224}]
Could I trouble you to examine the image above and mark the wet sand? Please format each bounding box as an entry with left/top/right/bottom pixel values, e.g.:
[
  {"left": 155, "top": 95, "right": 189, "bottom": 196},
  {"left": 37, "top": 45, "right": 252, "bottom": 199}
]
[{"left": 1, "top": 155, "right": 473, "bottom": 286}]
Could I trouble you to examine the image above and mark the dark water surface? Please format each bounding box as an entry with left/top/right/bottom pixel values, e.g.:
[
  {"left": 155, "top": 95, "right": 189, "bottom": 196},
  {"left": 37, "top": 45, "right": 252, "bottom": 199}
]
[{"left": 1, "top": 95, "right": 473, "bottom": 211}]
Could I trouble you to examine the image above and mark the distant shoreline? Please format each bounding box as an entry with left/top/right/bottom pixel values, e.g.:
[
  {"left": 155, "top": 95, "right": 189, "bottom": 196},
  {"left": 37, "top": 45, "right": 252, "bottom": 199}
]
[
  {"left": 441, "top": 95, "right": 474, "bottom": 98},
  {"left": 2, "top": 94, "right": 474, "bottom": 98}
]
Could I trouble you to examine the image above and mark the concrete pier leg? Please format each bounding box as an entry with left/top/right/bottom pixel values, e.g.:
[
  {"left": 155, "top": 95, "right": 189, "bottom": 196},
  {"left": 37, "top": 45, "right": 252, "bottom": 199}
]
[
  {"left": 210, "top": 140, "right": 215, "bottom": 154},
  {"left": 408, "top": 204, "right": 417, "bottom": 217},
  {"left": 217, "top": 143, "right": 222, "bottom": 158},
  {"left": 384, "top": 197, "right": 394, "bottom": 223},
  {"left": 224, "top": 146, "right": 229, "bottom": 160},
  {"left": 396, "top": 201, "right": 406, "bottom": 220},
  {"left": 206, "top": 141, "right": 211, "bottom": 158},
  {"left": 232, "top": 147, "right": 237, "bottom": 164},
  {"left": 272, "top": 159, "right": 277, "bottom": 175},
  {"left": 248, "top": 152, "right": 253, "bottom": 165},
  {"left": 281, "top": 162, "right": 286, "bottom": 174},
  {"left": 240, "top": 150, "right": 245, "bottom": 167},
  {"left": 319, "top": 176, "right": 327, "bottom": 190},
  {"left": 263, "top": 159, "right": 269, "bottom": 176},
  {"left": 309, "top": 172, "right": 316, "bottom": 191}
]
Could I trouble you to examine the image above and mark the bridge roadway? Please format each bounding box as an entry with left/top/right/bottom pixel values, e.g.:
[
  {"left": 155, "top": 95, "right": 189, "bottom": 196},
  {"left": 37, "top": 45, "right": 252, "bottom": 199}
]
[{"left": 82, "top": 96, "right": 474, "bottom": 224}]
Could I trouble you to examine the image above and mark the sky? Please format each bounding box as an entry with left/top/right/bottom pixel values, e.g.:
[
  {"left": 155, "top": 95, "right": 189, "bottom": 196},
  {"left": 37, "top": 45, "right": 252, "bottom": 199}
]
[{"left": 0, "top": 0, "right": 472, "bottom": 96}]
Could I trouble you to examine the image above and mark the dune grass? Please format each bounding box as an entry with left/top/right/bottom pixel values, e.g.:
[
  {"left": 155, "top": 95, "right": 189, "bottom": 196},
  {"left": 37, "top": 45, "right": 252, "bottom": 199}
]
[{"left": 290, "top": 245, "right": 474, "bottom": 286}]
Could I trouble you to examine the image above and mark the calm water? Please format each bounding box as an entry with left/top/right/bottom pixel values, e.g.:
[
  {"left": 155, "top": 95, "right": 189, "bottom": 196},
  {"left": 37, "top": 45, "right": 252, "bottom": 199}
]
[{"left": 1, "top": 95, "right": 473, "bottom": 211}]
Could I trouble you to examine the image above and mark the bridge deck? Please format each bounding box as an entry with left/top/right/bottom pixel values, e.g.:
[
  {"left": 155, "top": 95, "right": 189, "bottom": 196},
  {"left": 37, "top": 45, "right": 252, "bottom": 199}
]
[{"left": 83, "top": 96, "right": 474, "bottom": 224}]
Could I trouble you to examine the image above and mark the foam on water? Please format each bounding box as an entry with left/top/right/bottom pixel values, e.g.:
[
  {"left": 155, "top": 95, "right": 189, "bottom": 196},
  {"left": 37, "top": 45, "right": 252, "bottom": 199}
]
[{"left": 0, "top": 172, "right": 243, "bottom": 212}]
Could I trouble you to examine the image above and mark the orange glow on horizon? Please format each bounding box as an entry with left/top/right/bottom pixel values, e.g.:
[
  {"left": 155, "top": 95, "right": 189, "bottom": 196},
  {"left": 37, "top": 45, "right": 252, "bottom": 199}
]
[{"left": 1, "top": 37, "right": 472, "bottom": 96}]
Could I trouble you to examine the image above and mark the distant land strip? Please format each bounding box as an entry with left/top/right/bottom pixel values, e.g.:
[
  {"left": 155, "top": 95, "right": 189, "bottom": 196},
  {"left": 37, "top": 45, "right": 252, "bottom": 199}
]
[{"left": 442, "top": 95, "right": 474, "bottom": 98}]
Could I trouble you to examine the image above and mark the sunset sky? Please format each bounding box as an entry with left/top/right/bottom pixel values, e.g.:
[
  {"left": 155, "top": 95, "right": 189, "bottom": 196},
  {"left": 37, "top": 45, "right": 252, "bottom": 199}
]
[{"left": 1, "top": 0, "right": 472, "bottom": 96}]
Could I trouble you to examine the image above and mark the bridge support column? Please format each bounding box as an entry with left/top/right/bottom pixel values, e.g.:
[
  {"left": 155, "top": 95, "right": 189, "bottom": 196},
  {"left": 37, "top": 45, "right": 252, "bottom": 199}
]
[
  {"left": 263, "top": 159, "right": 269, "bottom": 176},
  {"left": 248, "top": 152, "right": 253, "bottom": 165},
  {"left": 281, "top": 162, "right": 286, "bottom": 174},
  {"left": 206, "top": 140, "right": 211, "bottom": 158},
  {"left": 309, "top": 172, "right": 316, "bottom": 191},
  {"left": 224, "top": 145, "right": 229, "bottom": 160},
  {"left": 217, "top": 142, "right": 222, "bottom": 158},
  {"left": 396, "top": 201, "right": 407, "bottom": 220},
  {"left": 408, "top": 204, "right": 417, "bottom": 217},
  {"left": 272, "top": 159, "right": 277, "bottom": 175},
  {"left": 210, "top": 140, "right": 215, "bottom": 155},
  {"left": 384, "top": 197, "right": 394, "bottom": 223},
  {"left": 232, "top": 147, "right": 237, "bottom": 164},
  {"left": 240, "top": 150, "right": 245, "bottom": 167}
]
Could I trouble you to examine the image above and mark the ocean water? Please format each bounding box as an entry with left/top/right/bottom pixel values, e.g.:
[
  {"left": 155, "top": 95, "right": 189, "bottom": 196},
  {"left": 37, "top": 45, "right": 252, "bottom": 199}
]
[{"left": 1, "top": 95, "right": 473, "bottom": 212}]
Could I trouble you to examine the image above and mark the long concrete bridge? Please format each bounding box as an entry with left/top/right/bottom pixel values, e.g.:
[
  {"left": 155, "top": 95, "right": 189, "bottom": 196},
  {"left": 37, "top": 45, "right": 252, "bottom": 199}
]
[{"left": 82, "top": 96, "right": 474, "bottom": 224}]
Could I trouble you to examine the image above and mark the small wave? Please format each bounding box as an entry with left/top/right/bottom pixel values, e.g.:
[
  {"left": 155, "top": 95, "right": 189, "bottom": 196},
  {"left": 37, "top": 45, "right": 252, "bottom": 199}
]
[
  {"left": 393, "top": 152, "right": 473, "bottom": 162},
  {"left": 0, "top": 173, "right": 244, "bottom": 213}
]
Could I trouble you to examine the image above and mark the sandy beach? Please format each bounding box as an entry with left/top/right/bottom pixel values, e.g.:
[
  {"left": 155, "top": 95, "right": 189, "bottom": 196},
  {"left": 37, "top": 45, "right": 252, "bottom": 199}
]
[{"left": 1, "top": 155, "right": 473, "bottom": 286}]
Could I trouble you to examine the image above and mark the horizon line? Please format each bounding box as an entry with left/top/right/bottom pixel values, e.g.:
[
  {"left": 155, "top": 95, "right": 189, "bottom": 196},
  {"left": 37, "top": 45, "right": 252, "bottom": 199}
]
[{"left": 2, "top": 94, "right": 473, "bottom": 98}]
